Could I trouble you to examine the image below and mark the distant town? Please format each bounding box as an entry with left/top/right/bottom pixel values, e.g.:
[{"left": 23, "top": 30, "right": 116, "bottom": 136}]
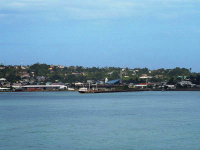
[{"left": 0, "top": 63, "right": 200, "bottom": 92}]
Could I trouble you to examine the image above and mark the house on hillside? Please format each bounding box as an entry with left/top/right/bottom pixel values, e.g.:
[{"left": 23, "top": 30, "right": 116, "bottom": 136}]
[
  {"left": 0, "top": 78, "right": 6, "bottom": 82},
  {"left": 166, "top": 84, "right": 176, "bottom": 89},
  {"left": 0, "top": 67, "right": 5, "bottom": 70},
  {"left": 72, "top": 73, "right": 81, "bottom": 76},
  {"left": 154, "top": 75, "right": 163, "bottom": 78},
  {"left": 36, "top": 76, "right": 46, "bottom": 82},
  {"left": 179, "top": 81, "right": 192, "bottom": 86},
  {"left": 107, "top": 71, "right": 113, "bottom": 75},
  {"left": 87, "top": 80, "right": 95, "bottom": 84},
  {"left": 75, "top": 82, "right": 83, "bottom": 86},
  {"left": 0, "top": 78, "right": 6, "bottom": 86}
]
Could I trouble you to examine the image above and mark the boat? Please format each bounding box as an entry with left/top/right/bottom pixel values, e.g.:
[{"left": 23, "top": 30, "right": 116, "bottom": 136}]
[
  {"left": 68, "top": 88, "right": 75, "bottom": 91},
  {"left": 78, "top": 88, "right": 88, "bottom": 93}
]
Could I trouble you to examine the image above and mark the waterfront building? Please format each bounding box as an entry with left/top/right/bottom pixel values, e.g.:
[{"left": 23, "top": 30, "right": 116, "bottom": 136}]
[
  {"left": 22, "top": 85, "right": 67, "bottom": 91},
  {"left": 106, "top": 79, "right": 120, "bottom": 85}
]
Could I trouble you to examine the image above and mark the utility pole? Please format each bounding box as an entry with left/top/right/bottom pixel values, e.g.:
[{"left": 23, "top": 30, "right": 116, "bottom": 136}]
[
  {"left": 120, "top": 70, "right": 122, "bottom": 84},
  {"left": 21, "top": 57, "right": 23, "bottom": 68}
]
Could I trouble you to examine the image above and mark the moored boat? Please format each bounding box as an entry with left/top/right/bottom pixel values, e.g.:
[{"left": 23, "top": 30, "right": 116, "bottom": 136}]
[{"left": 78, "top": 88, "right": 88, "bottom": 93}]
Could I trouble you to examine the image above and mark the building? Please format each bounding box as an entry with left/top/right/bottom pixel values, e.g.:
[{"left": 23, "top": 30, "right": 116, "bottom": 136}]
[
  {"left": 154, "top": 75, "right": 163, "bottom": 78},
  {"left": 12, "top": 83, "right": 22, "bottom": 89},
  {"left": 135, "top": 83, "right": 154, "bottom": 88},
  {"left": 75, "top": 82, "right": 83, "bottom": 86},
  {"left": 166, "top": 84, "right": 176, "bottom": 89},
  {"left": 0, "top": 78, "right": 6, "bottom": 85},
  {"left": 22, "top": 85, "right": 67, "bottom": 91},
  {"left": 106, "top": 79, "right": 120, "bottom": 85},
  {"left": 87, "top": 80, "right": 95, "bottom": 84},
  {"left": 0, "top": 87, "right": 10, "bottom": 91},
  {"left": 96, "top": 81, "right": 104, "bottom": 85},
  {"left": 179, "top": 81, "right": 192, "bottom": 86},
  {"left": 0, "top": 67, "right": 5, "bottom": 70}
]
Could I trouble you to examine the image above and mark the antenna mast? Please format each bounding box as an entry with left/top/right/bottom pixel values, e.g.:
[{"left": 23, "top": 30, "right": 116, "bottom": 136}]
[
  {"left": 21, "top": 57, "right": 23, "bottom": 68},
  {"left": 120, "top": 70, "right": 122, "bottom": 84}
]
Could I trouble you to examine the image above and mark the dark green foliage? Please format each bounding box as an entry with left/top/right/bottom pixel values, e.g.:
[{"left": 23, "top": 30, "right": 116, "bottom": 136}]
[
  {"left": 189, "top": 74, "right": 200, "bottom": 85},
  {"left": 168, "top": 67, "right": 190, "bottom": 77},
  {"left": 50, "top": 75, "right": 61, "bottom": 82},
  {"left": 116, "top": 85, "right": 129, "bottom": 90},
  {"left": 7, "top": 74, "right": 21, "bottom": 83},
  {"left": 1, "top": 63, "right": 200, "bottom": 85},
  {"left": 29, "top": 63, "right": 50, "bottom": 76},
  {"left": 168, "top": 77, "right": 177, "bottom": 84},
  {"left": 176, "top": 84, "right": 183, "bottom": 89}
]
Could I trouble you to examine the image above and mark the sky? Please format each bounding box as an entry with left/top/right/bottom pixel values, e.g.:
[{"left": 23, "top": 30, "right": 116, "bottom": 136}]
[{"left": 0, "top": 0, "right": 200, "bottom": 72}]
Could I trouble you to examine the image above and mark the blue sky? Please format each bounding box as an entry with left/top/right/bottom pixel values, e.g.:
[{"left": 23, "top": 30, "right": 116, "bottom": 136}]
[{"left": 1, "top": 0, "right": 200, "bottom": 72}]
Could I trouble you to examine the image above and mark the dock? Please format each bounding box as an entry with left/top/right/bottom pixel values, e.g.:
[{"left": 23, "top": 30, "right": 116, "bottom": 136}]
[{"left": 79, "top": 89, "right": 149, "bottom": 93}]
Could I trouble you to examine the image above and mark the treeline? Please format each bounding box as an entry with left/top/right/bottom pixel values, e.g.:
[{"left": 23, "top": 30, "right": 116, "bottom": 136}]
[{"left": 0, "top": 63, "right": 200, "bottom": 84}]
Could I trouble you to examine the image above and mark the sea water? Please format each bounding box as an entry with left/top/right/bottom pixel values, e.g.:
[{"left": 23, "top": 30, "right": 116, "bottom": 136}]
[{"left": 0, "top": 91, "right": 200, "bottom": 150}]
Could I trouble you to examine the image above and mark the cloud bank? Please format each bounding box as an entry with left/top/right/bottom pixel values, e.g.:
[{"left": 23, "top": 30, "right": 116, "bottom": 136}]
[{"left": 0, "top": 0, "right": 199, "bottom": 22}]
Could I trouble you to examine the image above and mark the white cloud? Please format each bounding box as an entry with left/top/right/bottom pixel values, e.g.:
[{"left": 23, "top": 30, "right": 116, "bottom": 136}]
[
  {"left": 63, "top": 1, "right": 144, "bottom": 20},
  {"left": 9, "top": 2, "right": 27, "bottom": 7},
  {"left": 0, "top": 0, "right": 199, "bottom": 21}
]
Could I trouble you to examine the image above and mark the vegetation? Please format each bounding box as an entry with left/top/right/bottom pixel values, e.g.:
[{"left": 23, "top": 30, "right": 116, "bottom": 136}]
[{"left": 0, "top": 63, "right": 200, "bottom": 86}]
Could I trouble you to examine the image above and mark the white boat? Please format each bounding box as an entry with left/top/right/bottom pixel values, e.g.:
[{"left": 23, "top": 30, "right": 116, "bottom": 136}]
[
  {"left": 68, "top": 88, "right": 75, "bottom": 91},
  {"left": 78, "top": 88, "right": 88, "bottom": 93}
]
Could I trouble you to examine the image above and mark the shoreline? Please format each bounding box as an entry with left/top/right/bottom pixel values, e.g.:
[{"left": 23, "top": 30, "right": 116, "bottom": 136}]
[
  {"left": 79, "top": 88, "right": 200, "bottom": 93},
  {"left": 1, "top": 88, "right": 200, "bottom": 93}
]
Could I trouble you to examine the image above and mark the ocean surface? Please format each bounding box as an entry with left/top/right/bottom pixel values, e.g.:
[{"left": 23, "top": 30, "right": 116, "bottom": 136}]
[{"left": 0, "top": 91, "right": 200, "bottom": 150}]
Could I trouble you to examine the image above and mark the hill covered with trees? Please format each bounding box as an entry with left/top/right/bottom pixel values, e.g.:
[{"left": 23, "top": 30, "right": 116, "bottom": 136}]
[{"left": 0, "top": 63, "right": 200, "bottom": 85}]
